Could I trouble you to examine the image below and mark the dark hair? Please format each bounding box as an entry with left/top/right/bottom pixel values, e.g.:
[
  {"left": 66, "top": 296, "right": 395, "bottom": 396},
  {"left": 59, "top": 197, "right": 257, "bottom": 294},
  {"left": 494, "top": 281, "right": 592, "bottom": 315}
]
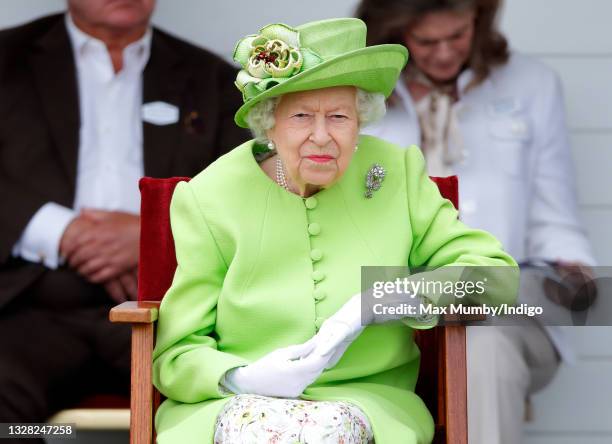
[{"left": 356, "top": 0, "right": 509, "bottom": 88}]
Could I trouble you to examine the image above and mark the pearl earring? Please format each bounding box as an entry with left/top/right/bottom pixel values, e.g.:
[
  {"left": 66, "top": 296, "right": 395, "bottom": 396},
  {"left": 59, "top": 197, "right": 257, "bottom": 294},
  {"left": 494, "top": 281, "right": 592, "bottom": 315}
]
[
  {"left": 267, "top": 140, "right": 276, "bottom": 151},
  {"left": 354, "top": 145, "right": 359, "bottom": 152}
]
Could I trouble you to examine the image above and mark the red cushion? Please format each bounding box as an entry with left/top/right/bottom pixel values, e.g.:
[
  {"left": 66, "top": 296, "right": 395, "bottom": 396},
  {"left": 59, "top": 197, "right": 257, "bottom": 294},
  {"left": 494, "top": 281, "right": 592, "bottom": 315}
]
[
  {"left": 137, "top": 177, "right": 190, "bottom": 301},
  {"left": 137, "top": 175, "right": 458, "bottom": 301},
  {"left": 430, "top": 175, "right": 459, "bottom": 209}
]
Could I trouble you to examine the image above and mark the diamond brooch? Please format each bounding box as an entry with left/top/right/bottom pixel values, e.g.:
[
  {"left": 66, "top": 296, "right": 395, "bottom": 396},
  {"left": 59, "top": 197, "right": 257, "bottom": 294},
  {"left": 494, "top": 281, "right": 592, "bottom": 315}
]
[{"left": 365, "top": 164, "right": 386, "bottom": 198}]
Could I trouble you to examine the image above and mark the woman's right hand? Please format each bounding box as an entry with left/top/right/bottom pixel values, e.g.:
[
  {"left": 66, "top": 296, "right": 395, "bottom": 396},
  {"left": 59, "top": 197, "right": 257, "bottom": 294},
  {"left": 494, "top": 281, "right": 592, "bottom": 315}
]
[
  {"left": 308, "top": 293, "right": 368, "bottom": 369},
  {"left": 222, "top": 340, "right": 329, "bottom": 398}
]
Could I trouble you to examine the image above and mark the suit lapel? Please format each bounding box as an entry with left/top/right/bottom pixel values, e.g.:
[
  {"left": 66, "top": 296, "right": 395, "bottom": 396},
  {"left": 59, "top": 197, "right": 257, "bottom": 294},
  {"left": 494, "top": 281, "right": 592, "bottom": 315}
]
[
  {"left": 28, "top": 17, "right": 80, "bottom": 188},
  {"left": 142, "top": 30, "right": 189, "bottom": 178}
]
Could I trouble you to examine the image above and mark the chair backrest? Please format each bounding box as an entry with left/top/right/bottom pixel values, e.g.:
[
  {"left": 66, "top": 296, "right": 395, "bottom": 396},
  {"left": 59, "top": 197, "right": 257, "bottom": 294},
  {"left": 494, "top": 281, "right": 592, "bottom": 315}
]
[
  {"left": 137, "top": 177, "right": 190, "bottom": 301},
  {"left": 137, "top": 175, "right": 458, "bottom": 301}
]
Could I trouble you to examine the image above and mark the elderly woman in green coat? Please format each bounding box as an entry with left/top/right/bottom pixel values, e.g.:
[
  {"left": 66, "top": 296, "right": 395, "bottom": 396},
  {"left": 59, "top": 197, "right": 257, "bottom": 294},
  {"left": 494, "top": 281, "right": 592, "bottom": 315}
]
[{"left": 152, "top": 18, "right": 518, "bottom": 444}]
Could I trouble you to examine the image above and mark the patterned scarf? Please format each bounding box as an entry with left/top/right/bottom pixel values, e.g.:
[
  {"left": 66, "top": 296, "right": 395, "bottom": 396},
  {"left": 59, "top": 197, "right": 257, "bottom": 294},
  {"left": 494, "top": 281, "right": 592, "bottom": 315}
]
[{"left": 405, "top": 67, "right": 466, "bottom": 177}]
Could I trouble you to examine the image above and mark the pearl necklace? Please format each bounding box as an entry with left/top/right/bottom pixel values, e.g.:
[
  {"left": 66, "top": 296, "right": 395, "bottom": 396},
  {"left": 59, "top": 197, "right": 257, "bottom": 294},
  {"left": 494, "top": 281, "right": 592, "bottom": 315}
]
[{"left": 275, "top": 156, "right": 290, "bottom": 191}]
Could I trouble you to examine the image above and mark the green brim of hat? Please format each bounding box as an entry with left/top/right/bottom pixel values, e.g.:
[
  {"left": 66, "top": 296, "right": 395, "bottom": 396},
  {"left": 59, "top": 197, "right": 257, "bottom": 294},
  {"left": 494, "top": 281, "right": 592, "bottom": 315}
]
[{"left": 234, "top": 44, "right": 408, "bottom": 128}]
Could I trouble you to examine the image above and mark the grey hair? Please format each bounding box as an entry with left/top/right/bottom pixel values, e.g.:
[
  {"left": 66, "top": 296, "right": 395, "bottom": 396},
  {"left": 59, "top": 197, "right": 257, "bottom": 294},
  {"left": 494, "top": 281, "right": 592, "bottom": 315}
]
[{"left": 245, "top": 88, "right": 387, "bottom": 144}]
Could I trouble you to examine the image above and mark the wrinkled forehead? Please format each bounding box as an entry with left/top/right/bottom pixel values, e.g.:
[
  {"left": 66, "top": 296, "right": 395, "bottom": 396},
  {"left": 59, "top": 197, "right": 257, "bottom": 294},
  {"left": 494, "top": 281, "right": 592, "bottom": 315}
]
[{"left": 277, "top": 86, "right": 358, "bottom": 111}]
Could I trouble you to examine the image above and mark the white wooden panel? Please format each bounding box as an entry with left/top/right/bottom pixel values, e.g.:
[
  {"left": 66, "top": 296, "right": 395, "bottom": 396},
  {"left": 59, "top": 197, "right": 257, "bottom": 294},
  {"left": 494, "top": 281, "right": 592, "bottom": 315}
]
[
  {"left": 152, "top": 0, "right": 358, "bottom": 60},
  {"left": 5, "top": 0, "right": 612, "bottom": 57},
  {"left": 571, "top": 132, "right": 612, "bottom": 206},
  {"left": 152, "top": 0, "right": 612, "bottom": 59},
  {"left": 500, "top": 0, "right": 612, "bottom": 55},
  {"left": 4, "top": 0, "right": 612, "bottom": 57},
  {"left": 524, "top": 362, "right": 612, "bottom": 432},
  {"left": 538, "top": 57, "right": 612, "bottom": 131},
  {"left": 582, "top": 208, "right": 612, "bottom": 266},
  {"left": 0, "top": 0, "right": 64, "bottom": 29},
  {"left": 564, "top": 327, "right": 612, "bottom": 358},
  {"left": 525, "top": 436, "right": 612, "bottom": 444}
]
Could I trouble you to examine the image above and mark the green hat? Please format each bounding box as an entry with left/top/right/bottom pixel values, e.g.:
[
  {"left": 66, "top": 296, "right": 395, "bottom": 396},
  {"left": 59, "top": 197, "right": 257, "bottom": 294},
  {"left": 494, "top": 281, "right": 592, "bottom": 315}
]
[{"left": 232, "top": 18, "right": 408, "bottom": 128}]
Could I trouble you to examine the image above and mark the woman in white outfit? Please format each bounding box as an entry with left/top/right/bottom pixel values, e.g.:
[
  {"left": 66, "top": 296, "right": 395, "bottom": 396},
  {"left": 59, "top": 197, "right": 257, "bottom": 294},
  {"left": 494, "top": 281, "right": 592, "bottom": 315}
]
[{"left": 357, "top": 0, "right": 596, "bottom": 443}]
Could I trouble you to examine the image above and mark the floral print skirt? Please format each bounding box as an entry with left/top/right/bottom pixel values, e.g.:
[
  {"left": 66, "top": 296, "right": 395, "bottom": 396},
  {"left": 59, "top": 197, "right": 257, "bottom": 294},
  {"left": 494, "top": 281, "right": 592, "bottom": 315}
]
[{"left": 214, "top": 394, "right": 374, "bottom": 443}]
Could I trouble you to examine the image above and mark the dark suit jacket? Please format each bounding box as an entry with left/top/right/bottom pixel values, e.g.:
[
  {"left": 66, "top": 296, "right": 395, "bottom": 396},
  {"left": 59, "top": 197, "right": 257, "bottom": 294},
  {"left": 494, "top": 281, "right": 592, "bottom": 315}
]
[{"left": 0, "top": 14, "right": 250, "bottom": 308}]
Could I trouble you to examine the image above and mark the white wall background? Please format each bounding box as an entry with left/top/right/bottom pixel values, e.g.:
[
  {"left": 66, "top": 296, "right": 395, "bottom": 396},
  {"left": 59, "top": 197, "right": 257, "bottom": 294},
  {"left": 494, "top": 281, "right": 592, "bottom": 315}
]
[
  {"left": 2, "top": 1, "right": 611, "bottom": 443},
  {"left": 498, "top": 2, "right": 612, "bottom": 443}
]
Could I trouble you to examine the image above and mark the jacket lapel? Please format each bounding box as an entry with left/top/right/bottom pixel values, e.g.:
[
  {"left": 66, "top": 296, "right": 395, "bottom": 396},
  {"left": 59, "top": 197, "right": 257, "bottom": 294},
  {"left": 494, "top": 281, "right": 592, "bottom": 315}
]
[
  {"left": 142, "top": 30, "right": 189, "bottom": 178},
  {"left": 28, "top": 17, "right": 80, "bottom": 189}
]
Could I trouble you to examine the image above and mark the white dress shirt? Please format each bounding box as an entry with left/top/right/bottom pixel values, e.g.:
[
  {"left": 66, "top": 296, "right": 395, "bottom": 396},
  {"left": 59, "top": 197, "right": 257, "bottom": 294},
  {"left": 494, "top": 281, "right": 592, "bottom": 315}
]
[{"left": 12, "top": 13, "right": 151, "bottom": 269}]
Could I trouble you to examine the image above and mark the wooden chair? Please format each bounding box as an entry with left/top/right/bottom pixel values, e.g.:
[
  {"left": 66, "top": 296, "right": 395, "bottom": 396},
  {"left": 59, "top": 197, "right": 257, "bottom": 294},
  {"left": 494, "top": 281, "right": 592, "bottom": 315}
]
[{"left": 110, "top": 175, "right": 470, "bottom": 444}]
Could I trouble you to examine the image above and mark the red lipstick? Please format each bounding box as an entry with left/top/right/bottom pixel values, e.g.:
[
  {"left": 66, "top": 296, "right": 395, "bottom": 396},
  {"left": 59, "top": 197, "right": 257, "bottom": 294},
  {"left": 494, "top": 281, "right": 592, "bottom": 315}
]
[{"left": 306, "top": 155, "right": 334, "bottom": 163}]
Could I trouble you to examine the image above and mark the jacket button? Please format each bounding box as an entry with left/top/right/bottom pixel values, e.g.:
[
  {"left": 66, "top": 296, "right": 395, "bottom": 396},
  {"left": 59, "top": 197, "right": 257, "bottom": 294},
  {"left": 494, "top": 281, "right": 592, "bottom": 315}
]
[
  {"left": 313, "top": 288, "right": 326, "bottom": 301},
  {"left": 308, "top": 223, "right": 321, "bottom": 236},
  {"left": 310, "top": 249, "right": 323, "bottom": 262},
  {"left": 305, "top": 196, "right": 318, "bottom": 209},
  {"left": 311, "top": 270, "right": 325, "bottom": 282}
]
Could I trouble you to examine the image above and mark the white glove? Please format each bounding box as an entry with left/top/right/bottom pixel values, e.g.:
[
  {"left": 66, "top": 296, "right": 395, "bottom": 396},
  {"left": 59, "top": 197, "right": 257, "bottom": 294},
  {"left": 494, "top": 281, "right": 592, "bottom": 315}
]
[
  {"left": 312, "top": 289, "right": 428, "bottom": 369},
  {"left": 312, "top": 293, "right": 367, "bottom": 369},
  {"left": 222, "top": 340, "right": 329, "bottom": 398}
]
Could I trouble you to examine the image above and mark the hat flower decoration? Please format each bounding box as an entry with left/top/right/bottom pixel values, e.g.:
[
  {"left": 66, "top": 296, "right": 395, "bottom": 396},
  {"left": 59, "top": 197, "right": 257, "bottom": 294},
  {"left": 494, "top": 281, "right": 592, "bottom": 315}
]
[
  {"left": 232, "top": 18, "right": 409, "bottom": 128},
  {"left": 234, "top": 24, "right": 323, "bottom": 102}
]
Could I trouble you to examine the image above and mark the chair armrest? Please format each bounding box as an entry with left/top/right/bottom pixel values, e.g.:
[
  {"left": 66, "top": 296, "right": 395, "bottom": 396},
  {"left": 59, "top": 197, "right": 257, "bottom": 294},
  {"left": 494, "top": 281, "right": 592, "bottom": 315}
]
[
  {"left": 108, "top": 301, "right": 160, "bottom": 444},
  {"left": 109, "top": 301, "right": 160, "bottom": 324}
]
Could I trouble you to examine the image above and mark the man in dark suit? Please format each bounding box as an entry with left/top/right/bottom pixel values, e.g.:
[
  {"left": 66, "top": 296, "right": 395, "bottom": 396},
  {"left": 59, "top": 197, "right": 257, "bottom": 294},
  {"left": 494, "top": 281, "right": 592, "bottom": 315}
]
[{"left": 0, "top": 0, "right": 248, "bottom": 437}]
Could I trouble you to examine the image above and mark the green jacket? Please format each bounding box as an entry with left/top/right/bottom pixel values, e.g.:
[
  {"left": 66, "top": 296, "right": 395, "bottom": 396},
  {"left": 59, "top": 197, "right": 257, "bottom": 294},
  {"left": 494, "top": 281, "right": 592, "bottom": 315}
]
[{"left": 152, "top": 135, "right": 518, "bottom": 443}]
